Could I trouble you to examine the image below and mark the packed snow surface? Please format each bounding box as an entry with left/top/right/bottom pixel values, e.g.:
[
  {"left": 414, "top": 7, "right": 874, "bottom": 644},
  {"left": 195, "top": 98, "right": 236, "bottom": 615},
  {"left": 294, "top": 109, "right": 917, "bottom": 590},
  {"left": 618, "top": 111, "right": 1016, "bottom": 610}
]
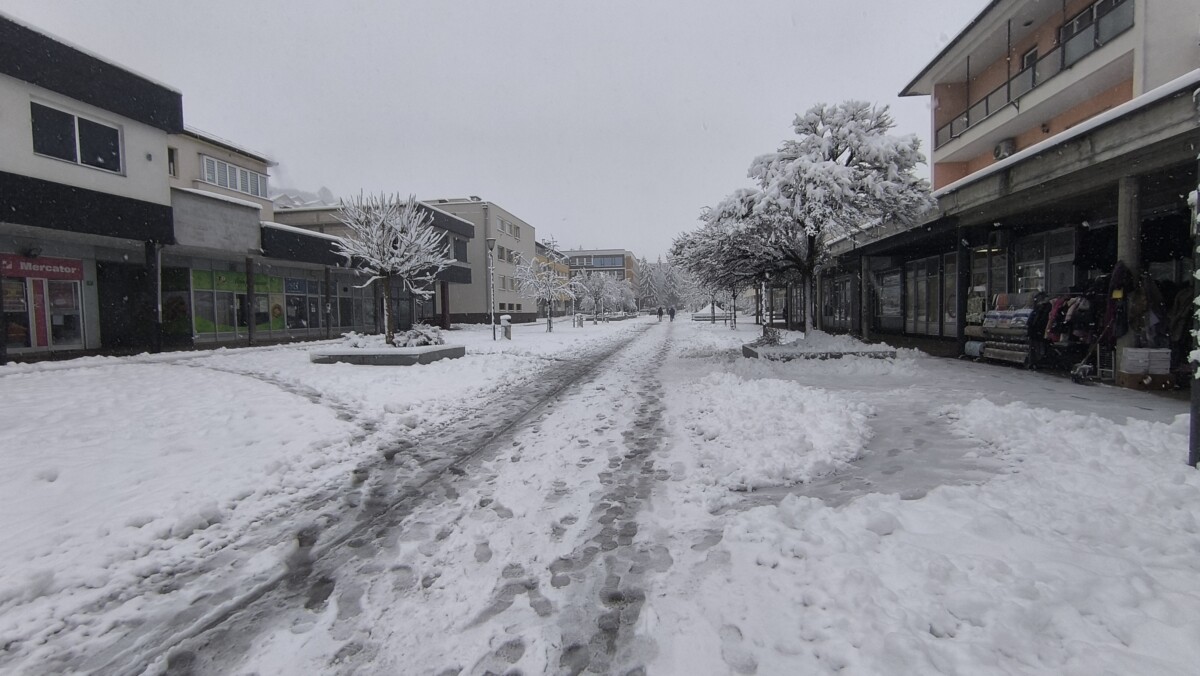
[{"left": 1, "top": 318, "right": 1194, "bottom": 675}]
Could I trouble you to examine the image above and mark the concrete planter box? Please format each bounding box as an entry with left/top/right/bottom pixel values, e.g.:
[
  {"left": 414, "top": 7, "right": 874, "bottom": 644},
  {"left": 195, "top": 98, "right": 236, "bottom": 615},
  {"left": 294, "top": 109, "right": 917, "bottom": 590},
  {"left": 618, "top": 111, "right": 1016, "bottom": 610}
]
[
  {"left": 310, "top": 345, "right": 466, "bottom": 366},
  {"left": 742, "top": 344, "right": 896, "bottom": 361}
]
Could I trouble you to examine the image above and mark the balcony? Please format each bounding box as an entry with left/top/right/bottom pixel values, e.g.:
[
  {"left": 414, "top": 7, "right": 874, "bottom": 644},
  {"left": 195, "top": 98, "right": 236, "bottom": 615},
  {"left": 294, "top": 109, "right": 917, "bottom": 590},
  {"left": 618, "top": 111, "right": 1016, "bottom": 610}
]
[{"left": 934, "top": 0, "right": 1134, "bottom": 150}]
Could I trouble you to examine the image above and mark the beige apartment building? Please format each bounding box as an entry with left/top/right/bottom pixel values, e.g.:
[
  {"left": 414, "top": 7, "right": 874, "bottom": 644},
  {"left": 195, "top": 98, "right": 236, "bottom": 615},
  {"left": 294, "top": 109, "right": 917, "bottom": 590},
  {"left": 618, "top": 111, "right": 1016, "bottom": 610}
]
[
  {"left": 820, "top": 0, "right": 1199, "bottom": 387},
  {"left": 429, "top": 197, "right": 539, "bottom": 324}
]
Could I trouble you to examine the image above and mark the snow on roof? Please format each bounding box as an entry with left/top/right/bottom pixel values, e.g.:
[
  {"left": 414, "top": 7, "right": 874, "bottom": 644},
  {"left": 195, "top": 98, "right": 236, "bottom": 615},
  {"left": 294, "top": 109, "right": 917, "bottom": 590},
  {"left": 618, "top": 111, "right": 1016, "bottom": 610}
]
[
  {"left": 182, "top": 126, "right": 275, "bottom": 166},
  {"left": 274, "top": 204, "right": 337, "bottom": 213},
  {"left": 0, "top": 10, "right": 182, "bottom": 94},
  {"left": 261, "top": 220, "right": 342, "bottom": 242},
  {"left": 420, "top": 201, "right": 476, "bottom": 228},
  {"left": 176, "top": 187, "right": 263, "bottom": 210},
  {"left": 934, "top": 67, "right": 1200, "bottom": 199}
]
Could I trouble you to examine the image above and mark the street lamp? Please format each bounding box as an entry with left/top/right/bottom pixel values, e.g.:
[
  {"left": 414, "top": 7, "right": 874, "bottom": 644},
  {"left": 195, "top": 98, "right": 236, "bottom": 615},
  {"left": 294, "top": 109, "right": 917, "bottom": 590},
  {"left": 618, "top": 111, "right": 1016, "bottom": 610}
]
[{"left": 486, "top": 237, "right": 497, "bottom": 340}]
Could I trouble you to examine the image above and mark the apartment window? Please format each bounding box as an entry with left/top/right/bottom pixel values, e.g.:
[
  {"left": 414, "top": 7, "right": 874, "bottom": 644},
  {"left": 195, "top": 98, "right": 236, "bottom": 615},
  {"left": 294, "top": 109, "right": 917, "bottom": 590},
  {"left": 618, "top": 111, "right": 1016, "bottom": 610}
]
[
  {"left": 167, "top": 147, "right": 178, "bottom": 177},
  {"left": 453, "top": 238, "right": 468, "bottom": 262},
  {"left": 30, "top": 102, "right": 122, "bottom": 172},
  {"left": 516, "top": 304, "right": 522, "bottom": 311},
  {"left": 593, "top": 255, "right": 624, "bottom": 267},
  {"left": 1021, "top": 48, "right": 1038, "bottom": 70},
  {"left": 512, "top": 224, "right": 521, "bottom": 239},
  {"left": 201, "top": 155, "right": 268, "bottom": 198}
]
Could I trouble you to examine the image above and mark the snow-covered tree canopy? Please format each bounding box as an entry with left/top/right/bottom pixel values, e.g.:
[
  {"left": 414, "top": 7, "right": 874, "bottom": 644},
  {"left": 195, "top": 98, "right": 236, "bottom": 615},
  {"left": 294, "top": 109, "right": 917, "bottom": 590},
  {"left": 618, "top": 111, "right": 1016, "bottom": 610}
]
[
  {"left": 638, "top": 258, "right": 692, "bottom": 309},
  {"left": 334, "top": 193, "right": 455, "bottom": 299},
  {"left": 746, "top": 101, "right": 934, "bottom": 269}
]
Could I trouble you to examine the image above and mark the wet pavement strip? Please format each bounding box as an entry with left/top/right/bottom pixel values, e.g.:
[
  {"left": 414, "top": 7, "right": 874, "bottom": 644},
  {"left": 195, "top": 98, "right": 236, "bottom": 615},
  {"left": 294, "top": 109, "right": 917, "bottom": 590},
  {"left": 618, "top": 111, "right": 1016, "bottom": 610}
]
[{"left": 67, "top": 327, "right": 652, "bottom": 676}]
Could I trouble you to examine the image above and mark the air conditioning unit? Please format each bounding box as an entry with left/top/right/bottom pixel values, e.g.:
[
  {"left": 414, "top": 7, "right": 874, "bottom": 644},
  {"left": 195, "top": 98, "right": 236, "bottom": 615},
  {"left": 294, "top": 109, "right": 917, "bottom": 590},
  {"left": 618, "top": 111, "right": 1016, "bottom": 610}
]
[{"left": 993, "top": 138, "right": 1017, "bottom": 160}]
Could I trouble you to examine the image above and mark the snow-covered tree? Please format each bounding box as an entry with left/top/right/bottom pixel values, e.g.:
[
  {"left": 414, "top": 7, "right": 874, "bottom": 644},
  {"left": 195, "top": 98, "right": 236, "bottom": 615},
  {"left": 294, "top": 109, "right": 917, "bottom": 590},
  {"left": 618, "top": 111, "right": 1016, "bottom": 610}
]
[
  {"left": 576, "top": 272, "right": 615, "bottom": 324},
  {"left": 746, "top": 101, "right": 934, "bottom": 330},
  {"left": 334, "top": 193, "right": 455, "bottom": 345},
  {"left": 513, "top": 241, "right": 579, "bottom": 333}
]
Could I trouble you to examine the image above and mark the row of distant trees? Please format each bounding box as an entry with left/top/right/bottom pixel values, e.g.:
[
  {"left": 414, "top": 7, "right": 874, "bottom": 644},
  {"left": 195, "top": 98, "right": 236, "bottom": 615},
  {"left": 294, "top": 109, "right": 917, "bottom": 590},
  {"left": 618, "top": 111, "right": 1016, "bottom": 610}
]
[{"left": 669, "top": 100, "right": 934, "bottom": 333}]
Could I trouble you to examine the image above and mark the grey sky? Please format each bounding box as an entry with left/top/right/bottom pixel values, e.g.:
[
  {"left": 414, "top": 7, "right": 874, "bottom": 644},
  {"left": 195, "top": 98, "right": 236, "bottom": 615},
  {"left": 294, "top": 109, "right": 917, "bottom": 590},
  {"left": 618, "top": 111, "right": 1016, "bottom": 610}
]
[{"left": 4, "top": 0, "right": 982, "bottom": 259}]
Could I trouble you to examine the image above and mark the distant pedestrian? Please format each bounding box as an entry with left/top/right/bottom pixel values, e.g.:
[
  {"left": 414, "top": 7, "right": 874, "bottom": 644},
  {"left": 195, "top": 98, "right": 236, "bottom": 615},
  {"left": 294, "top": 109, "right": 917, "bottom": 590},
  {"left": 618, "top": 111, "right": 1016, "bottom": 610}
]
[
  {"left": 668, "top": 306, "right": 676, "bottom": 322},
  {"left": 657, "top": 306, "right": 664, "bottom": 322}
]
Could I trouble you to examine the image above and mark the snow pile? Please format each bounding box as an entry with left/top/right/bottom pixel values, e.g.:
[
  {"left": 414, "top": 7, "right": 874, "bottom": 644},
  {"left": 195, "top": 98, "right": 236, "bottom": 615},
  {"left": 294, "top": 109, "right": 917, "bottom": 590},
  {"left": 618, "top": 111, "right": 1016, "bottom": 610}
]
[
  {"left": 712, "top": 400, "right": 1200, "bottom": 673},
  {"left": 675, "top": 323, "right": 750, "bottom": 358},
  {"left": 756, "top": 328, "right": 896, "bottom": 356},
  {"left": 675, "top": 372, "right": 873, "bottom": 493}
]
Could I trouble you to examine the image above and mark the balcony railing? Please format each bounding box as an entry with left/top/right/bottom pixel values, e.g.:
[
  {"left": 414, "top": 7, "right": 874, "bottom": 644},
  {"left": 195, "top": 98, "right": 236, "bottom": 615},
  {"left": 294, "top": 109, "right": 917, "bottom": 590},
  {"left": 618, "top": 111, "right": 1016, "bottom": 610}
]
[{"left": 933, "top": 0, "right": 1133, "bottom": 150}]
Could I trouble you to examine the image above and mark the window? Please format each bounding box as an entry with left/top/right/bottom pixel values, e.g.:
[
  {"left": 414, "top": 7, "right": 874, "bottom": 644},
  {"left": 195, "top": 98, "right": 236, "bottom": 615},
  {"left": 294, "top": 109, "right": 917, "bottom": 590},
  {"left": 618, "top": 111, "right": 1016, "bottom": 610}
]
[
  {"left": 201, "top": 155, "right": 268, "bottom": 198},
  {"left": 167, "top": 147, "right": 178, "bottom": 177},
  {"left": 30, "top": 102, "right": 122, "bottom": 172},
  {"left": 512, "top": 224, "right": 521, "bottom": 240},
  {"left": 516, "top": 304, "right": 522, "bottom": 311},
  {"left": 453, "top": 238, "right": 468, "bottom": 262},
  {"left": 1021, "top": 48, "right": 1038, "bottom": 70},
  {"left": 593, "top": 255, "right": 624, "bottom": 267}
]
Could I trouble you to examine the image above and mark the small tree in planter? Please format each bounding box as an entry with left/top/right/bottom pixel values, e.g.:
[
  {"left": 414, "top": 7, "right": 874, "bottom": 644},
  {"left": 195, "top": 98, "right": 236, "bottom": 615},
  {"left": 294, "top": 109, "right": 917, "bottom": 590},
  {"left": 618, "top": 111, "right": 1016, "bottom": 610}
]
[
  {"left": 333, "top": 193, "right": 455, "bottom": 345},
  {"left": 512, "top": 248, "right": 580, "bottom": 333}
]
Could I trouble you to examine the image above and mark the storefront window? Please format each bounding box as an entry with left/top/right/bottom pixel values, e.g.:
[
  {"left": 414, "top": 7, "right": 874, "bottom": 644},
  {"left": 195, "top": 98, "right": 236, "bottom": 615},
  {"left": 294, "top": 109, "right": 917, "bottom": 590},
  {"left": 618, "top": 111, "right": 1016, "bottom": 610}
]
[
  {"left": 943, "top": 254, "right": 957, "bottom": 337},
  {"left": 3, "top": 278, "right": 32, "bottom": 348}
]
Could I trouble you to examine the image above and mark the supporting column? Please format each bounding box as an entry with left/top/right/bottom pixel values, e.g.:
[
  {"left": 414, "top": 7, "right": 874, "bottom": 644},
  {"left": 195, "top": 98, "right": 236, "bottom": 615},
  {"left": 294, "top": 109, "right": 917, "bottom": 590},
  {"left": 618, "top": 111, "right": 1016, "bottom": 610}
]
[
  {"left": 860, "top": 256, "right": 871, "bottom": 342},
  {"left": 245, "top": 257, "right": 256, "bottom": 346},
  {"left": 145, "top": 241, "right": 162, "bottom": 353},
  {"left": 1115, "top": 176, "right": 1141, "bottom": 375},
  {"left": 956, "top": 232, "right": 970, "bottom": 354},
  {"left": 324, "top": 267, "right": 333, "bottom": 339},
  {"left": 440, "top": 281, "right": 450, "bottom": 329},
  {"left": 1190, "top": 159, "right": 1199, "bottom": 467},
  {"left": 0, "top": 263, "right": 8, "bottom": 366}
]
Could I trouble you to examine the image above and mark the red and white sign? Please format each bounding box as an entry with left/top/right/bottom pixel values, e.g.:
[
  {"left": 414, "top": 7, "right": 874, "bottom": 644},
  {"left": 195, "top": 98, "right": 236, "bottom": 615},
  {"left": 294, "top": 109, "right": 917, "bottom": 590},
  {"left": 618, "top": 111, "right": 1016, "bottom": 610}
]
[{"left": 0, "top": 254, "right": 84, "bottom": 281}]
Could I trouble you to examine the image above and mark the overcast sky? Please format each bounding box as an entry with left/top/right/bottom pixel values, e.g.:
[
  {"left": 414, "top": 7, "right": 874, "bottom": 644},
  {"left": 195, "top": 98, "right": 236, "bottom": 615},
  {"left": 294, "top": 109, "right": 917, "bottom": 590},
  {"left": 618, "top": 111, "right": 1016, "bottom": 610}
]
[{"left": 5, "top": 0, "right": 983, "bottom": 259}]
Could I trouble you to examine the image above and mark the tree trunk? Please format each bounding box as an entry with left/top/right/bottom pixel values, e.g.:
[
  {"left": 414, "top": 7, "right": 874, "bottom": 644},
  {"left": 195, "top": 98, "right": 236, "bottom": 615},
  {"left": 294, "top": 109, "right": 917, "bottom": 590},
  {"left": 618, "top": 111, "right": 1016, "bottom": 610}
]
[
  {"left": 710, "top": 294, "right": 716, "bottom": 324},
  {"left": 546, "top": 296, "right": 553, "bottom": 333},
  {"left": 382, "top": 273, "right": 395, "bottom": 345}
]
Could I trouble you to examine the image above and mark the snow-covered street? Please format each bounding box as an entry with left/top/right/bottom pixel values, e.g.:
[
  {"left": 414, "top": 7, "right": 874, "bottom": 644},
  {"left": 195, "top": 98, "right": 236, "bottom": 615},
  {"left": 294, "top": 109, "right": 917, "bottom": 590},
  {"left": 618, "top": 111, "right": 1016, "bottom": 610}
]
[{"left": 2, "top": 317, "right": 1196, "bottom": 675}]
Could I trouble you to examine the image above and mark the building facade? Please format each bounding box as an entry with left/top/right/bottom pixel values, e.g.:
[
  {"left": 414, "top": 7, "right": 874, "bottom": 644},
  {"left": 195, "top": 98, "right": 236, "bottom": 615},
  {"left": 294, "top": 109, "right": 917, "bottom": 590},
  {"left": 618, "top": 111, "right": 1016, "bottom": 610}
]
[
  {"left": 820, "top": 0, "right": 1200, "bottom": 386},
  {"left": 430, "top": 198, "right": 539, "bottom": 324},
  {"left": 1, "top": 13, "right": 385, "bottom": 360},
  {"left": 1, "top": 13, "right": 180, "bottom": 359},
  {"left": 566, "top": 248, "right": 639, "bottom": 285}
]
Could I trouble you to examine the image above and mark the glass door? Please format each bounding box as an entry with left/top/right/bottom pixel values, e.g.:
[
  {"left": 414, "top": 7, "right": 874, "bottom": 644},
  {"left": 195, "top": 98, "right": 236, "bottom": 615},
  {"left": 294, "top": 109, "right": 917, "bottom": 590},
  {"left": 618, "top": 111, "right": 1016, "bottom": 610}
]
[{"left": 47, "top": 280, "right": 83, "bottom": 347}]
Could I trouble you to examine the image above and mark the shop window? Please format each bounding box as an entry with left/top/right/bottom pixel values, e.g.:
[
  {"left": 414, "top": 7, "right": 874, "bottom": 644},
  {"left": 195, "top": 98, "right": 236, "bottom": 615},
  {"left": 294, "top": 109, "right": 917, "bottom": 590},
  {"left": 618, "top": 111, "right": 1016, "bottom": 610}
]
[
  {"left": 3, "top": 278, "right": 32, "bottom": 348},
  {"left": 943, "top": 254, "right": 958, "bottom": 337},
  {"left": 193, "top": 291, "right": 216, "bottom": 334}
]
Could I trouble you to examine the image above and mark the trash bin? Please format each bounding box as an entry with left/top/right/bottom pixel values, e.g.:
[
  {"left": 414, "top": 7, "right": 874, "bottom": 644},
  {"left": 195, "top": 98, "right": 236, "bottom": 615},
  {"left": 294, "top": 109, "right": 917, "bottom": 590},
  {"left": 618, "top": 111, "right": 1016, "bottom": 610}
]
[{"left": 500, "top": 314, "right": 512, "bottom": 340}]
